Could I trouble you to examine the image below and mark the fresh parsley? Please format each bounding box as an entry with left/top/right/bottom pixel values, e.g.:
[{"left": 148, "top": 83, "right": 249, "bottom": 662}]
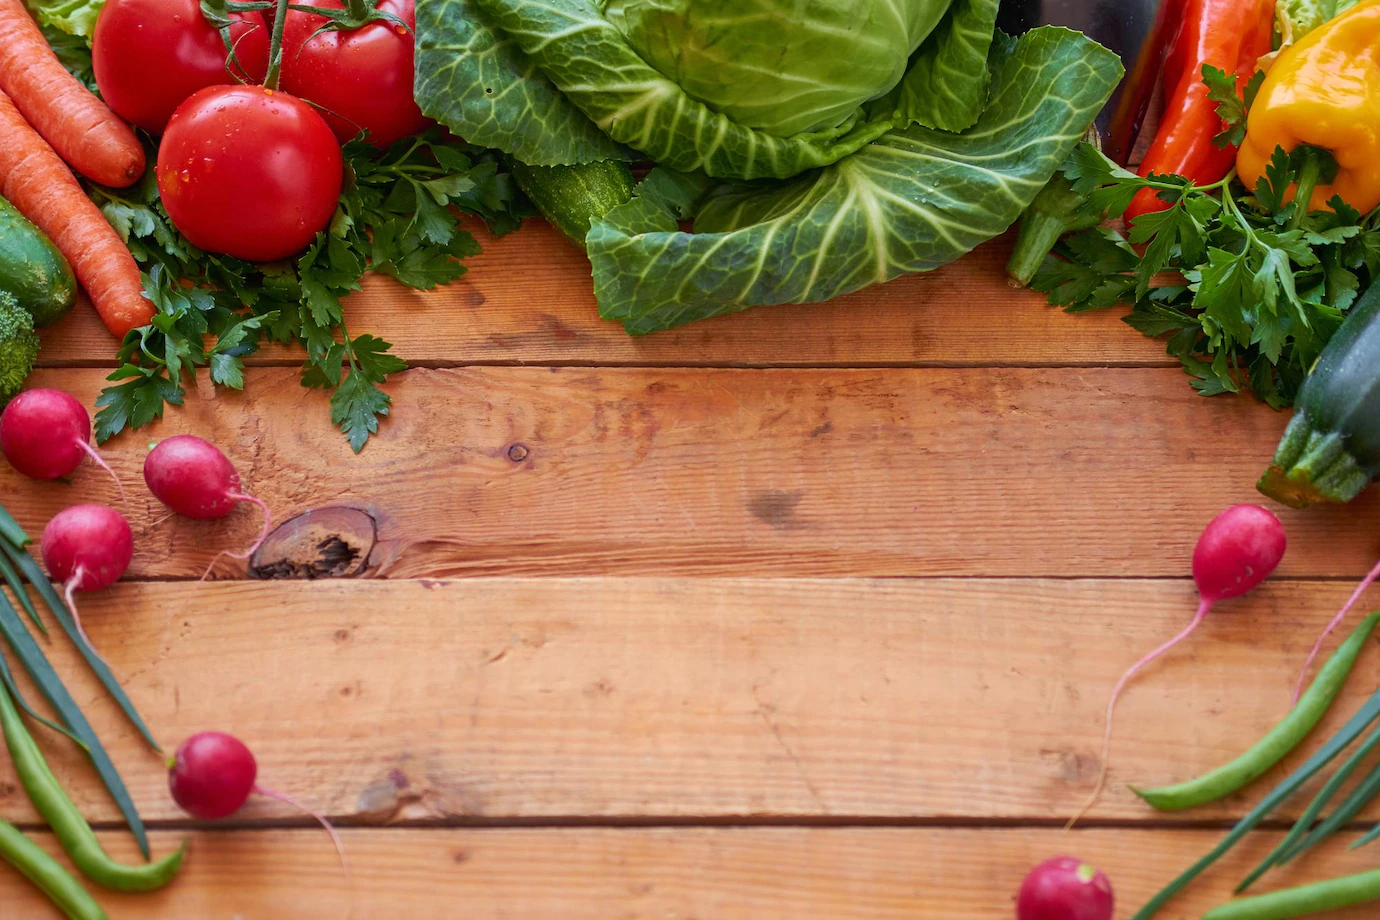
[
  {"left": 1203, "top": 64, "right": 1264, "bottom": 149},
  {"left": 88, "top": 132, "right": 525, "bottom": 452},
  {"left": 1033, "top": 68, "right": 1377, "bottom": 409}
]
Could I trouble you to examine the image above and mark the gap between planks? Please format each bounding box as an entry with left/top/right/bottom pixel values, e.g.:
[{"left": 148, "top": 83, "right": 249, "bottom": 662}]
[
  {"left": 10, "top": 366, "right": 1380, "bottom": 581},
  {"left": 37, "top": 814, "right": 1380, "bottom": 834},
  {"left": 5, "top": 827, "right": 1380, "bottom": 919},
  {"left": 4, "top": 578, "right": 1380, "bottom": 827}
]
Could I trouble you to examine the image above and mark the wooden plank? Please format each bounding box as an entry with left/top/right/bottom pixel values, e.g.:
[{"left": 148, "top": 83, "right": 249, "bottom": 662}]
[
  {"left": 1, "top": 578, "right": 1378, "bottom": 825},
  {"left": 35, "top": 224, "right": 1169, "bottom": 368},
  {"left": 5, "top": 366, "right": 1378, "bottom": 579},
  {"left": 7, "top": 827, "right": 1380, "bottom": 918}
]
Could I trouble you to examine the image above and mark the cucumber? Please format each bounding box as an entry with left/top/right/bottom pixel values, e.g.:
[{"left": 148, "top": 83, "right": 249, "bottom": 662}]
[
  {"left": 509, "top": 159, "right": 636, "bottom": 249},
  {"left": 0, "top": 195, "right": 75, "bottom": 327},
  {"left": 1259, "top": 282, "right": 1380, "bottom": 508}
]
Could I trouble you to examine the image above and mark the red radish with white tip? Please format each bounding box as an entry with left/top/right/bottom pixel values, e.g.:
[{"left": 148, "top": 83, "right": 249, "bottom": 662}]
[
  {"left": 40, "top": 504, "right": 134, "bottom": 659},
  {"left": 0, "top": 389, "right": 124, "bottom": 498},
  {"left": 169, "top": 732, "right": 344, "bottom": 866},
  {"left": 1071, "top": 504, "right": 1287, "bottom": 825},
  {"left": 1017, "top": 856, "right": 1114, "bottom": 920},
  {"left": 143, "top": 435, "right": 271, "bottom": 578}
]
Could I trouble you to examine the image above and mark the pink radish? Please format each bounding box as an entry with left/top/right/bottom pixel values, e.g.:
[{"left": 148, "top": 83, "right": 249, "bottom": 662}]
[
  {"left": 1017, "top": 856, "right": 1114, "bottom": 920},
  {"left": 143, "top": 435, "right": 271, "bottom": 578},
  {"left": 169, "top": 732, "right": 344, "bottom": 866},
  {"left": 40, "top": 504, "right": 134, "bottom": 659},
  {"left": 0, "top": 389, "right": 124, "bottom": 497},
  {"left": 1071, "top": 504, "right": 1287, "bottom": 825}
]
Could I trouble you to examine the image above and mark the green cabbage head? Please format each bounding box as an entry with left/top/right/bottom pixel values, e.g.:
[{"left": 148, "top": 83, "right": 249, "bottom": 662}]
[
  {"left": 602, "top": 0, "right": 956, "bottom": 137},
  {"left": 421, "top": 0, "right": 996, "bottom": 179}
]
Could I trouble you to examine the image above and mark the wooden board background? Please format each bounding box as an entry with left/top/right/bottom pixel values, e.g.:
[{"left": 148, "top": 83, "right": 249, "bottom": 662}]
[{"left": 6, "top": 220, "right": 1380, "bottom": 918}]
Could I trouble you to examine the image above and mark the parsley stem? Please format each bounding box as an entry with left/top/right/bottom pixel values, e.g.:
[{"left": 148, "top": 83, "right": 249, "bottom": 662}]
[{"left": 1139, "top": 170, "right": 1236, "bottom": 197}]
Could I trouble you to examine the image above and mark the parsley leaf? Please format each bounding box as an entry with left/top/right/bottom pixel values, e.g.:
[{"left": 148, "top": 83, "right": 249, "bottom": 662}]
[
  {"left": 1205, "top": 65, "right": 1264, "bottom": 149},
  {"left": 89, "top": 131, "right": 525, "bottom": 452},
  {"left": 1036, "top": 134, "right": 1374, "bottom": 408}
]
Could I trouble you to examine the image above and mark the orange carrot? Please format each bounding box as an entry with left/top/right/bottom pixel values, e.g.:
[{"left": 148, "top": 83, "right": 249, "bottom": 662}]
[
  {"left": 0, "top": 0, "right": 144, "bottom": 188},
  {"left": 0, "top": 88, "right": 152, "bottom": 337}
]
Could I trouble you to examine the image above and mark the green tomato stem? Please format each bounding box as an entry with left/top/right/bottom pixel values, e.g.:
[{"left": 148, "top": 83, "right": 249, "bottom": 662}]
[{"left": 263, "top": 0, "right": 292, "bottom": 91}]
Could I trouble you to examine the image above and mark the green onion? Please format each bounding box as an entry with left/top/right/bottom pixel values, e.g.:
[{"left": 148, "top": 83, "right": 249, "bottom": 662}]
[
  {"left": 0, "top": 587, "right": 149, "bottom": 859},
  {"left": 0, "top": 540, "right": 157, "bottom": 750},
  {"left": 1133, "top": 688, "right": 1380, "bottom": 919}
]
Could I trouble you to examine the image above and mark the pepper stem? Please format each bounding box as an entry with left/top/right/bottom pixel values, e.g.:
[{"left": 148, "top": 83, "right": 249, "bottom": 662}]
[
  {"left": 263, "top": 0, "right": 292, "bottom": 91},
  {"left": 1286, "top": 145, "right": 1340, "bottom": 230},
  {"left": 1289, "top": 154, "right": 1322, "bottom": 231}
]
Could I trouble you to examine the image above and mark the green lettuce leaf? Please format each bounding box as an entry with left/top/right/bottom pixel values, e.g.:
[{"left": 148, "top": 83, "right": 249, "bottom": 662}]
[
  {"left": 589, "top": 27, "right": 1123, "bottom": 334},
  {"left": 414, "top": 0, "right": 631, "bottom": 166},
  {"left": 471, "top": 0, "right": 901, "bottom": 180},
  {"left": 1277, "top": 0, "right": 1361, "bottom": 45},
  {"left": 26, "top": 0, "right": 102, "bottom": 37},
  {"left": 893, "top": 0, "right": 1001, "bottom": 133}
]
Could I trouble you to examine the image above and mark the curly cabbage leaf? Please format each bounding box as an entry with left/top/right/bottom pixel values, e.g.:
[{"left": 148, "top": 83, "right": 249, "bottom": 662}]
[
  {"left": 469, "top": 0, "right": 892, "bottom": 179},
  {"left": 892, "top": 0, "right": 1001, "bottom": 132},
  {"left": 602, "top": 0, "right": 954, "bottom": 137},
  {"left": 588, "top": 27, "right": 1123, "bottom": 334},
  {"left": 468, "top": 0, "right": 1000, "bottom": 179},
  {"left": 414, "top": 0, "right": 631, "bottom": 166}
]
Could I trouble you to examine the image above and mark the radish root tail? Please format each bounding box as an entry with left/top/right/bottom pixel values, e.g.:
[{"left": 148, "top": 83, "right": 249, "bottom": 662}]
[
  {"left": 1066, "top": 597, "right": 1213, "bottom": 831},
  {"left": 253, "top": 784, "right": 348, "bottom": 873},
  {"left": 63, "top": 570, "right": 111, "bottom": 673},
  {"left": 200, "top": 494, "right": 272, "bottom": 582},
  {"left": 75, "top": 440, "right": 127, "bottom": 507},
  {"left": 1293, "top": 557, "right": 1380, "bottom": 704}
]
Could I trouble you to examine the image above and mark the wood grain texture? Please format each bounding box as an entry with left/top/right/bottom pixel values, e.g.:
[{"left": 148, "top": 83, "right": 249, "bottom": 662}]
[
  {"left": 6, "top": 366, "right": 1378, "bottom": 579},
  {"left": 7, "top": 827, "right": 1380, "bottom": 919},
  {"left": 35, "top": 223, "right": 1169, "bottom": 368},
  {"left": 1, "top": 578, "right": 1377, "bottom": 826}
]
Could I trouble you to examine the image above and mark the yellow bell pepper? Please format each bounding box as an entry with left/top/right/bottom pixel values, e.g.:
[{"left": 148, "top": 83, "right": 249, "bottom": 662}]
[{"left": 1238, "top": 0, "right": 1380, "bottom": 213}]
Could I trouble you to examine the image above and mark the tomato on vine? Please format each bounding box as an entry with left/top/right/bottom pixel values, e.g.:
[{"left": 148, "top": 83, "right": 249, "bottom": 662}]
[
  {"left": 280, "top": 0, "right": 430, "bottom": 147},
  {"left": 157, "top": 85, "right": 342, "bottom": 261},
  {"left": 93, "top": 0, "right": 269, "bottom": 134}
]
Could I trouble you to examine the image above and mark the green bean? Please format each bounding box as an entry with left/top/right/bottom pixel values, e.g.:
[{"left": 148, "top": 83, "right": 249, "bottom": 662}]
[
  {"left": 1204, "top": 868, "right": 1380, "bottom": 919},
  {"left": 0, "top": 680, "right": 184, "bottom": 892},
  {"left": 1237, "top": 722, "right": 1380, "bottom": 892},
  {"left": 1132, "top": 686, "right": 1380, "bottom": 920},
  {"left": 0, "top": 819, "right": 106, "bottom": 920},
  {"left": 1134, "top": 612, "right": 1380, "bottom": 812}
]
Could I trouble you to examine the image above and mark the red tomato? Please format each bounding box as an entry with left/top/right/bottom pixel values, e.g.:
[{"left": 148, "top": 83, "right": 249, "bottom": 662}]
[
  {"left": 93, "top": 0, "right": 269, "bottom": 134},
  {"left": 279, "top": 0, "right": 431, "bottom": 148},
  {"left": 157, "top": 85, "right": 342, "bottom": 262}
]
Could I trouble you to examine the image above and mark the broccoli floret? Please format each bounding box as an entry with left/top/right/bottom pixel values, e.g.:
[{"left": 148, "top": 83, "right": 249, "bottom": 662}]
[{"left": 0, "top": 291, "right": 39, "bottom": 404}]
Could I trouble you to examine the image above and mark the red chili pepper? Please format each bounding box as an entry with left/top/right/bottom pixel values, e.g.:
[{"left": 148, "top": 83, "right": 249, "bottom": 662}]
[
  {"left": 1124, "top": 0, "right": 1275, "bottom": 224},
  {"left": 1104, "top": 0, "right": 1190, "bottom": 165}
]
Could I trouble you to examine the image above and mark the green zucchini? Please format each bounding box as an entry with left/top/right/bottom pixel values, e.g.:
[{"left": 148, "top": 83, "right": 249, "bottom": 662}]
[
  {"left": 1258, "top": 281, "right": 1380, "bottom": 508},
  {"left": 0, "top": 195, "right": 75, "bottom": 327},
  {"left": 509, "top": 159, "right": 636, "bottom": 249}
]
